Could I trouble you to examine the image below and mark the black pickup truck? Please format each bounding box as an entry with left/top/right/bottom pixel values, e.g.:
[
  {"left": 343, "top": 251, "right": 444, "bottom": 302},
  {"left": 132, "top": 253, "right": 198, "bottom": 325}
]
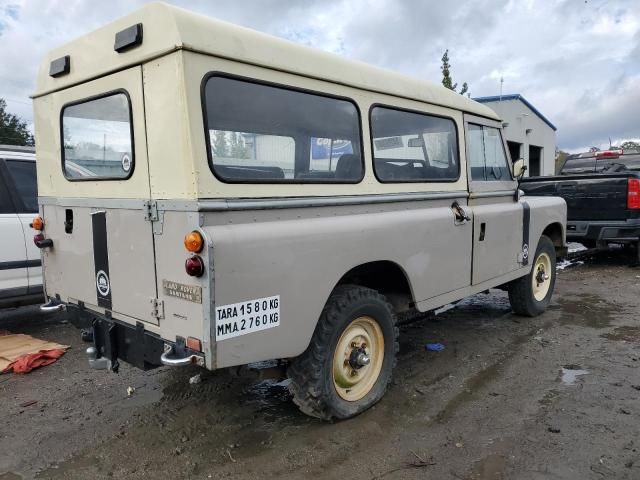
[{"left": 520, "top": 149, "right": 640, "bottom": 256}]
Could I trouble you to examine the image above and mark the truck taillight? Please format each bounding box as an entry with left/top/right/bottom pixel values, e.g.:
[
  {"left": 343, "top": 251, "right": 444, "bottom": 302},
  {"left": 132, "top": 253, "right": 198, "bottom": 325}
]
[
  {"left": 628, "top": 178, "right": 640, "bottom": 209},
  {"left": 185, "top": 255, "right": 205, "bottom": 277}
]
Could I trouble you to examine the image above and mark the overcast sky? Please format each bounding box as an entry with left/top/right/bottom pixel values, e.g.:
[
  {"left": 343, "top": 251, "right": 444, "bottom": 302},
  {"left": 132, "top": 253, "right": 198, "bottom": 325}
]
[{"left": 1, "top": 0, "right": 638, "bottom": 152}]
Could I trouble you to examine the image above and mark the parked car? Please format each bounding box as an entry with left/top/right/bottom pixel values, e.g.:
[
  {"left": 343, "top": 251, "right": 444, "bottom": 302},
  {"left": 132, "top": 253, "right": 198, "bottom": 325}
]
[
  {"left": 521, "top": 149, "right": 640, "bottom": 259},
  {"left": 32, "top": 3, "right": 566, "bottom": 420},
  {"left": 0, "top": 145, "right": 42, "bottom": 306}
]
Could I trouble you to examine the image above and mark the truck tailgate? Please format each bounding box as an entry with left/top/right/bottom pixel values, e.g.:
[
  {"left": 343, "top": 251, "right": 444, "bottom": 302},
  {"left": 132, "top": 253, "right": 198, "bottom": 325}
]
[{"left": 521, "top": 174, "right": 630, "bottom": 221}]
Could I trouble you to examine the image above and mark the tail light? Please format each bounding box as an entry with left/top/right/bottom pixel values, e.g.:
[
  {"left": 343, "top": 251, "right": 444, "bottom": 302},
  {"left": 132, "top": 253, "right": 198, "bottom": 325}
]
[
  {"left": 30, "top": 216, "right": 44, "bottom": 231},
  {"left": 628, "top": 178, "right": 640, "bottom": 209},
  {"left": 33, "top": 233, "right": 53, "bottom": 248},
  {"left": 185, "top": 256, "right": 205, "bottom": 277}
]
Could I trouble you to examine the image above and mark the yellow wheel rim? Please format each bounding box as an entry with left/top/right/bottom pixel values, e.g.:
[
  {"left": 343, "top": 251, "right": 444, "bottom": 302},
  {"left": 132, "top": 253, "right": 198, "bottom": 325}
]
[
  {"left": 332, "top": 316, "right": 384, "bottom": 401},
  {"left": 532, "top": 252, "right": 552, "bottom": 301}
]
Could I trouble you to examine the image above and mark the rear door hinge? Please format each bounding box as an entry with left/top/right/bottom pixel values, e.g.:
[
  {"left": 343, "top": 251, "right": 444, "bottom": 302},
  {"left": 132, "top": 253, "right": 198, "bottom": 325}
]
[
  {"left": 144, "top": 200, "right": 159, "bottom": 221},
  {"left": 144, "top": 200, "right": 164, "bottom": 234},
  {"left": 150, "top": 298, "right": 164, "bottom": 320}
]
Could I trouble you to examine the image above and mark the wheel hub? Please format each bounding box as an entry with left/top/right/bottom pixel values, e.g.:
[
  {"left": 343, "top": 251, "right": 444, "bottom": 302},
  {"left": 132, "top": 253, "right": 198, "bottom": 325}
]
[
  {"left": 332, "top": 316, "right": 385, "bottom": 401},
  {"left": 349, "top": 348, "right": 370, "bottom": 369},
  {"left": 531, "top": 252, "right": 552, "bottom": 301}
]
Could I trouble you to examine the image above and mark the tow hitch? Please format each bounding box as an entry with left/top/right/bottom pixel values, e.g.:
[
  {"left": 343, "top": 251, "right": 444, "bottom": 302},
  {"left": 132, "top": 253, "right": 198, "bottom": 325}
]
[{"left": 160, "top": 344, "right": 205, "bottom": 367}]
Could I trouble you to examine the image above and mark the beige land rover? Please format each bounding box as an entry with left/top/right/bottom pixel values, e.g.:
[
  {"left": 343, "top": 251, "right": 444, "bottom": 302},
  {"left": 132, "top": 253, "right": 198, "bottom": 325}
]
[{"left": 32, "top": 3, "right": 567, "bottom": 420}]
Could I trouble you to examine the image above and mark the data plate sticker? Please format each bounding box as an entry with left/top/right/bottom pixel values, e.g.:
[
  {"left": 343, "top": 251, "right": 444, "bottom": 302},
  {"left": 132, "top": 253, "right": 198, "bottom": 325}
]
[{"left": 215, "top": 295, "right": 280, "bottom": 341}]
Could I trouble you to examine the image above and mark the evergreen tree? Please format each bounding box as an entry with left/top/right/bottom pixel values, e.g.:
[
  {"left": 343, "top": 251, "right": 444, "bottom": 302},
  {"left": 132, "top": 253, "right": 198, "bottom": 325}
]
[
  {"left": 212, "top": 130, "right": 229, "bottom": 157},
  {"left": 440, "top": 50, "right": 470, "bottom": 96},
  {"left": 0, "top": 98, "right": 34, "bottom": 146}
]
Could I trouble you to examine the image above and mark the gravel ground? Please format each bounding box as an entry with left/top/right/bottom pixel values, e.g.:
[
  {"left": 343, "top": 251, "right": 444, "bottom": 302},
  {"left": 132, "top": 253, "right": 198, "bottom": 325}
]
[{"left": 1, "top": 249, "right": 639, "bottom": 480}]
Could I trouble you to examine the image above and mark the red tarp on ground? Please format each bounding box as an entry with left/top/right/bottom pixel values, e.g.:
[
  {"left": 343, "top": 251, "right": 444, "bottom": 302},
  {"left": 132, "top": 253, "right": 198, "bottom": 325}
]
[
  {"left": 0, "top": 334, "right": 69, "bottom": 373},
  {"left": 3, "top": 349, "right": 68, "bottom": 374}
]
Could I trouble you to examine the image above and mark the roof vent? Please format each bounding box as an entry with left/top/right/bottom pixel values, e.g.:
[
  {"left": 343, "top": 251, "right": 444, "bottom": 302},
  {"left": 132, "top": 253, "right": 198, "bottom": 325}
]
[
  {"left": 114, "top": 23, "right": 143, "bottom": 53},
  {"left": 49, "top": 55, "right": 70, "bottom": 77}
]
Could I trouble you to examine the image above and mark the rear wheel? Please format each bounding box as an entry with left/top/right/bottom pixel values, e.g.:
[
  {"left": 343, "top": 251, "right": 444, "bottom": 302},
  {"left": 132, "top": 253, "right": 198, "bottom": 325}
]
[
  {"left": 508, "top": 235, "right": 556, "bottom": 317},
  {"left": 288, "top": 285, "right": 398, "bottom": 420}
]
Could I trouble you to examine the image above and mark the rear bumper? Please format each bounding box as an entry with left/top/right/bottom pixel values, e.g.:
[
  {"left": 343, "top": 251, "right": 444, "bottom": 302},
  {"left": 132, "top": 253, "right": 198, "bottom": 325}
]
[
  {"left": 64, "top": 303, "right": 202, "bottom": 371},
  {"left": 567, "top": 219, "right": 640, "bottom": 244}
]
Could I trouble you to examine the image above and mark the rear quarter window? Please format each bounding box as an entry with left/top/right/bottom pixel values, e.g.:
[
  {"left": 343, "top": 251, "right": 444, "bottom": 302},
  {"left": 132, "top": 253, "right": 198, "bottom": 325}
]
[
  {"left": 0, "top": 165, "right": 16, "bottom": 214},
  {"left": 202, "top": 75, "right": 364, "bottom": 183},
  {"left": 61, "top": 91, "right": 134, "bottom": 180},
  {"left": 5, "top": 160, "right": 37, "bottom": 213}
]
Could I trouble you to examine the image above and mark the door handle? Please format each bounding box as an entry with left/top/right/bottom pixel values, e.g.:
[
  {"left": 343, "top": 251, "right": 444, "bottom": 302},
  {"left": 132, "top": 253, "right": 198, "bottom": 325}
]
[{"left": 451, "top": 202, "right": 471, "bottom": 223}]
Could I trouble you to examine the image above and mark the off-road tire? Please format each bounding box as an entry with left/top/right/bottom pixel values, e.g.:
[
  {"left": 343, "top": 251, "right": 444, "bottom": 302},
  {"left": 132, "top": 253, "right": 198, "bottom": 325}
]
[
  {"left": 508, "top": 235, "right": 556, "bottom": 317},
  {"left": 287, "top": 285, "right": 398, "bottom": 421}
]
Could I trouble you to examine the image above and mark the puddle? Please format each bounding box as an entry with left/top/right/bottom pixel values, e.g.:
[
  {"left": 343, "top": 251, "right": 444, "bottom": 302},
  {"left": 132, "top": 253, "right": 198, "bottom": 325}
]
[
  {"left": 553, "top": 294, "right": 621, "bottom": 329},
  {"left": 560, "top": 365, "right": 589, "bottom": 385},
  {"left": 469, "top": 453, "right": 508, "bottom": 480},
  {"left": 602, "top": 326, "right": 640, "bottom": 343},
  {"left": 556, "top": 259, "right": 584, "bottom": 271}
]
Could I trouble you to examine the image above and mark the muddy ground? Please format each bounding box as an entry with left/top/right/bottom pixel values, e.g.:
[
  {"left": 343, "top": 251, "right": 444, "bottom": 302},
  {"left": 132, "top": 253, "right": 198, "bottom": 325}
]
[{"left": 1, "top": 250, "right": 639, "bottom": 480}]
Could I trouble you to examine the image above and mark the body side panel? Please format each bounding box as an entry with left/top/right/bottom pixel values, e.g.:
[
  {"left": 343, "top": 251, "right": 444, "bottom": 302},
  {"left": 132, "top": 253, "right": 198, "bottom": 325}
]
[{"left": 203, "top": 198, "right": 472, "bottom": 368}]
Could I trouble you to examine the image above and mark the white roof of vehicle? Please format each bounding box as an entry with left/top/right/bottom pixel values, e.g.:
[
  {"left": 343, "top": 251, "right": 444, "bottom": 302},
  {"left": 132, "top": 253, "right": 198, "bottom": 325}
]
[
  {"left": 0, "top": 145, "right": 36, "bottom": 161},
  {"left": 35, "top": 2, "right": 498, "bottom": 120}
]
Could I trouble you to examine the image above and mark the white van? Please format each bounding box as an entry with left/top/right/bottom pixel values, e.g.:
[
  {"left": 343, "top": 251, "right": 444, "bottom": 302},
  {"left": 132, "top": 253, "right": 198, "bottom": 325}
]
[{"left": 0, "top": 145, "right": 42, "bottom": 306}]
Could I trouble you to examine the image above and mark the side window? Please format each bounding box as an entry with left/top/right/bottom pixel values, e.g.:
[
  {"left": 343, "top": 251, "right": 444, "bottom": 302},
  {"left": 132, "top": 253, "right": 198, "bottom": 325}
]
[
  {"left": 0, "top": 167, "right": 16, "bottom": 214},
  {"left": 5, "top": 160, "right": 37, "bottom": 213},
  {"left": 467, "top": 124, "right": 511, "bottom": 181},
  {"left": 483, "top": 127, "right": 510, "bottom": 180},
  {"left": 370, "top": 106, "right": 459, "bottom": 182},
  {"left": 203, "top": 76, "right": 363, "bottom": 183},
  {"left": 467, "top": 124, "right": 485, "bottom": 181},
  {"left": 62, "top": 92, "right": 133, "bottom": 180}
]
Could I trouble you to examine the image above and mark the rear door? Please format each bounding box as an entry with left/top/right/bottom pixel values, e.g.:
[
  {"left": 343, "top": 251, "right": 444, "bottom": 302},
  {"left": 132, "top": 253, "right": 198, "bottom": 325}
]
[
  {"left": 464, "top": 115, "right": 523, "bottom": 285},
  {"left": 41, "top": 67, "right": 159, "bottom": 324},
  {"left": 0, "top": 162, "right": 28, "bottom": 298}
]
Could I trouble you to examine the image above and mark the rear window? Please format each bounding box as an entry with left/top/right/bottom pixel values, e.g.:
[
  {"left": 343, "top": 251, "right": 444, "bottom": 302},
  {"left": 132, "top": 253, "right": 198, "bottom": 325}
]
[
  {"left": 203, "top": 75, "right": 363, "bottom": 183},
  {"left": 5, "top": 160, "right": 37, "bottom": 213},
  {"left": 61, "top": 92, "right": 133, "bottom": 180},
  {"left": 370, "top": 106, "right": 459, "bottom": 182},
  {"left": 561, "top": 156, "right": 596, "bottom": 175}
]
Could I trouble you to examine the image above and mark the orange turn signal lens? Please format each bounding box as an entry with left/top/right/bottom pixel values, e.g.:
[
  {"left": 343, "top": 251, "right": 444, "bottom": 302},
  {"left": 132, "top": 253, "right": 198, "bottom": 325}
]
[
  {"left": 186, "top": 336, "right": 202, "bottom": 352},
  {"left": 184, "top": 231, "right": 204, "bottom": 253},
  {"left": 31, "top": 216, "right": 44, "bottom": 231}
]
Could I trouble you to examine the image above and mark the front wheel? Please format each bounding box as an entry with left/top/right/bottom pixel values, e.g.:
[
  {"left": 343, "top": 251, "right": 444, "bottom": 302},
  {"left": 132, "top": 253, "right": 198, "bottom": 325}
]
[
  {"left": 508, "top": 235, "right": 556, "bottom": 317},
  {"left": 287, "top": 285, "right": 398, "bottom": 421}
]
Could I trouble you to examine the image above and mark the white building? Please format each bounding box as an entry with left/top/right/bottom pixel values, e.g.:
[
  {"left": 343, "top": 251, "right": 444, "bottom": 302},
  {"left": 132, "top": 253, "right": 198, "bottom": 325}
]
[{"left": 474, "top": 94, "right": 557, "bottom": 176}]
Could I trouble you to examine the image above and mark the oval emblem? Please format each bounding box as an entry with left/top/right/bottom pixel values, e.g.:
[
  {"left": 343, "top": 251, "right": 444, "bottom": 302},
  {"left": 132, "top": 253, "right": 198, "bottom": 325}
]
[
  {"left": 96, "top": 270, "right": 110, "bottom": 297},
  {"left": 121, "top": 154, "right": 132, "bottom": 172}
]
